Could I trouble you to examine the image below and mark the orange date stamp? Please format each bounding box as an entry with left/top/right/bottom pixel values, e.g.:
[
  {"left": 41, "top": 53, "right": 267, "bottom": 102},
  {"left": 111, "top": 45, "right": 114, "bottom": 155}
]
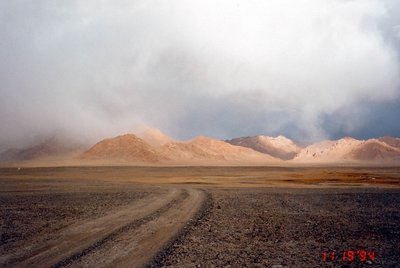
[{"left": 322, "top": 249, "right": 375, "bottom": 263}]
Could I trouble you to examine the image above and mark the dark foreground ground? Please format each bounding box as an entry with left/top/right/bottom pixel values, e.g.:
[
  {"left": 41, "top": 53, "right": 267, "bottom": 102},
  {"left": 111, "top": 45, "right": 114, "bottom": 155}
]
[
  {"left": 0, "top": 166, "right": 399, "bottom": 267},
  {"left": 155, "top": 188, "right": 400, "bottom": 267}
]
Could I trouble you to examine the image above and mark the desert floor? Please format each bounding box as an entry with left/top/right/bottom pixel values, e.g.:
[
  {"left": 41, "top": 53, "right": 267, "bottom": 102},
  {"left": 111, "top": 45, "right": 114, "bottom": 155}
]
[{"left": 0, "top": 166, "right": 399, "bottom": 267}]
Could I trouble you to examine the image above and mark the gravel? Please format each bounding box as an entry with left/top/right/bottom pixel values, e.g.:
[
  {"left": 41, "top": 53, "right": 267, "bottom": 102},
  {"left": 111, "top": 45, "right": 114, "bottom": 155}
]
[{"left": 160, "top": 187, "right": 400, "bottom": 267}]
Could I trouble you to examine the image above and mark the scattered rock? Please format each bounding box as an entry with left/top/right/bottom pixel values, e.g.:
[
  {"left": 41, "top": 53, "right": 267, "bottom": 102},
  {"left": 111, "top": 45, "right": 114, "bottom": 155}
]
[{"left": 155, "top": 188, "right": 400, "bottom": 267}]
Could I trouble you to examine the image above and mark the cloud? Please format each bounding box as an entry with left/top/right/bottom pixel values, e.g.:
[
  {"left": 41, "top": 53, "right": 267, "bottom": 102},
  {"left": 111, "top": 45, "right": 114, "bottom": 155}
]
[{"left": 0, "top": 0, "right": 399, "bottom": 149}]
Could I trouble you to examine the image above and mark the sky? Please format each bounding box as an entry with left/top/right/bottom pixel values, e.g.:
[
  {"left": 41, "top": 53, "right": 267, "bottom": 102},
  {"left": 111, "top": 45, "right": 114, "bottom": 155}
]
[{"left": 1, "top": 0, "right": 400, "bottom": 149}]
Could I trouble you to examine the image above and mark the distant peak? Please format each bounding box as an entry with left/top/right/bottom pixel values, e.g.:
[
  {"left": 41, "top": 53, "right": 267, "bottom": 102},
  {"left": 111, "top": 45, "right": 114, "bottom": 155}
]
[
  {"left": 190, "top": 135, "right": 215, "bottom": 143},
  {"left": 99, "top": 133, "right": 146, "bottom": 144},
  {"left": 258, "top": 135, "right": 294, "bottom": 144},
  {"left": 114, "top": 133, "right": 139, "bottom": 139},
  {"left": 342, "top": 136, "right": 355, "bottom": 140},
  {"left": 136, "top": 126, "right": 164, "bottom": 136},
  {"left": 274, "top": 135, "right": 291, "bottom": 141},
  {"left": 135, "top": 126, "right": 175, "bottom": 147}
]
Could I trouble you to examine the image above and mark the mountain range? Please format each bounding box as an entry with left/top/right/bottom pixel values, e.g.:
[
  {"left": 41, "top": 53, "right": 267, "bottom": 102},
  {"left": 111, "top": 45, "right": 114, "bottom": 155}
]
[
  {"left": 226, "top": 135, "right": 302, "bottom": 160},
  {"left": 1, "top": 128, "right": 399, "bottom": 166}
]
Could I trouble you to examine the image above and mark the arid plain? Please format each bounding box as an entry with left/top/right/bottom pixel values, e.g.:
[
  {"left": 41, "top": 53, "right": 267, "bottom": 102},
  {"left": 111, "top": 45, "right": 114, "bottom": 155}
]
[
  {"left": 3, "top": 0, "right": 400, "bottom": 266},
  {"left": 1, "top": 166, "right": 399, "bottom": 267}
]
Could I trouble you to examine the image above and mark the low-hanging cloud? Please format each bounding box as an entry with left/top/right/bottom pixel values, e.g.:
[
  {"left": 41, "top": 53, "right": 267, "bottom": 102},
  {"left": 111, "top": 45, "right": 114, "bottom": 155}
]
[{"left": 1, "top": 0, "right": 400, "bottom": 149}]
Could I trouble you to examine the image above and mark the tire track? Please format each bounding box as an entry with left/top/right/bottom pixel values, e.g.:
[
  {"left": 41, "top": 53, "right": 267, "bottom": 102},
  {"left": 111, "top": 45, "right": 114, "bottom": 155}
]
[
  {"left": 53, "top": 189, "right": 190, "bottom": 268},
  {"left": 65, "top": 188, "right": 205, "bottom": 268},
  {"left": 147, "top": 190, "right": 213, "bottom": 268},
  {"left": 7, "top": 187, "right": 182, "bottom": 267}
]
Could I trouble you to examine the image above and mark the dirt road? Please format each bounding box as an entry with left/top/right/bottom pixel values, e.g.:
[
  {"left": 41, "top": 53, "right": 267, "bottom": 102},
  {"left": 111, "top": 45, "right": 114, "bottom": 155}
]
[
  {"left": 1, "top": 187, "right": 205, "bottom": 268},
  {"left": 1, "top": 167, "right": 399, "bottom": 267}
]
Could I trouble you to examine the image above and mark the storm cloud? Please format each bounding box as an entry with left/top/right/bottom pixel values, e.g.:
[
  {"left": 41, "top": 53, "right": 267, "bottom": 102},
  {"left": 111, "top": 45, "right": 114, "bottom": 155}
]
[{"left": 1, "top": 0, "right": 400, "bottom": 149}]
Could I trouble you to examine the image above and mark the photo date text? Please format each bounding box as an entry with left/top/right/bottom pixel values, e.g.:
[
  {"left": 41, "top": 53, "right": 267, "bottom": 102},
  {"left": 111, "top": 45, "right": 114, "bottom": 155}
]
[{"left": 322, "top": 250, "right": 375, "bottom": 263}]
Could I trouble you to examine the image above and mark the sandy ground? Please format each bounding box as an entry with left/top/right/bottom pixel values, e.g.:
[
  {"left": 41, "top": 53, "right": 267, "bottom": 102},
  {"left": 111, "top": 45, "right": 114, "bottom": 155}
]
[{"left": 0, "top": 166, "right": 399, "bottom": 267}]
